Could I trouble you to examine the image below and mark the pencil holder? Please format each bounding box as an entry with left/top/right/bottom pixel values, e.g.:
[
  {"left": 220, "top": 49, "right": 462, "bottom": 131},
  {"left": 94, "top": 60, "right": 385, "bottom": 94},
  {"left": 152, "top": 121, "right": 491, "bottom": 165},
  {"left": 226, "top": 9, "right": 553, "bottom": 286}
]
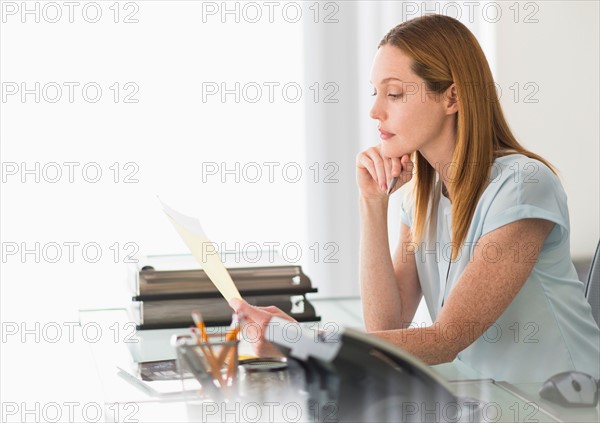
[{"left": 173, "top": 334, "right": 239, "bottom": 399}]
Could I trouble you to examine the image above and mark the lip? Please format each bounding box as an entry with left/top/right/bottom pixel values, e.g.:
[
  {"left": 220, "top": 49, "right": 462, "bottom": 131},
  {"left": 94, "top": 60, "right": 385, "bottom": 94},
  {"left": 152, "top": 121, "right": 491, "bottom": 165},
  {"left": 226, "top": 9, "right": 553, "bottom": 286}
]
[{"left": 379, "top": 129, "right": 395, "bottom": 140}]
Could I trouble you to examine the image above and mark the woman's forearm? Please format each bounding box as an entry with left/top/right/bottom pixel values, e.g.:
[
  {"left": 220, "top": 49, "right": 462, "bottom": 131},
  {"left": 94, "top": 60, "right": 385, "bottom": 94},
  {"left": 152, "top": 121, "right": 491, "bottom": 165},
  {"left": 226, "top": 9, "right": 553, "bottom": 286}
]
[
  {"left": 359, "top": 197, "right": 403, "bottom": 331},
  {"left": 371, "top": 326, "right": 458, "bottom": 365}
]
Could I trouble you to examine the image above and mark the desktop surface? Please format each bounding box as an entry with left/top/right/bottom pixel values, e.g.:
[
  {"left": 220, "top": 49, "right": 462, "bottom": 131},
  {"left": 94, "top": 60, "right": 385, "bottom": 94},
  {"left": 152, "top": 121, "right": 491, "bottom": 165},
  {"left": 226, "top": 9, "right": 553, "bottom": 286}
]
[{"left": 78, "top": 299, "right": 600, "bottom": 423}]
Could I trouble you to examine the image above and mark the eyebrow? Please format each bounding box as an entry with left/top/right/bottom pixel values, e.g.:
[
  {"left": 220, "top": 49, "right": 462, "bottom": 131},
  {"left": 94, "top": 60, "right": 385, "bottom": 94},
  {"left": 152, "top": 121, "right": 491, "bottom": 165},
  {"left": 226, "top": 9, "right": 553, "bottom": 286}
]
[{"left": 370, "top": 77, "right": 404, "bottom": 85}]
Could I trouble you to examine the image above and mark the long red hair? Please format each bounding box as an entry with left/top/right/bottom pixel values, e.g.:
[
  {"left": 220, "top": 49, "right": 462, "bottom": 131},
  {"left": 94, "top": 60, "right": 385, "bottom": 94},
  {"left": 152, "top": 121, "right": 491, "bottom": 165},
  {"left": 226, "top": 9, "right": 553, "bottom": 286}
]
[{"left": 379, "top": 15, "right": 555, "bottom": 260}]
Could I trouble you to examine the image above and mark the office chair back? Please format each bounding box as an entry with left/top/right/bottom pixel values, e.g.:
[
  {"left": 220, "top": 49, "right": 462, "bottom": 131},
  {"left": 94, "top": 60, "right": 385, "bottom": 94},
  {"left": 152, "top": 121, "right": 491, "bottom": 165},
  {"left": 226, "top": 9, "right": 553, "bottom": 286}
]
[{"left": 585, "top": 240, "right": 600, "bottom": 328}]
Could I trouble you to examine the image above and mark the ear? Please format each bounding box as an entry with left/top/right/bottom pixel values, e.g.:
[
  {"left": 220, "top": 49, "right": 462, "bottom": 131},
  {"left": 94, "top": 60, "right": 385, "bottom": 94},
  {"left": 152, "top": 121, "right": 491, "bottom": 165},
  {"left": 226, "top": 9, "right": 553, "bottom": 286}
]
[{"left": 444, "top": 84, "right": 458, "bottom": 115}]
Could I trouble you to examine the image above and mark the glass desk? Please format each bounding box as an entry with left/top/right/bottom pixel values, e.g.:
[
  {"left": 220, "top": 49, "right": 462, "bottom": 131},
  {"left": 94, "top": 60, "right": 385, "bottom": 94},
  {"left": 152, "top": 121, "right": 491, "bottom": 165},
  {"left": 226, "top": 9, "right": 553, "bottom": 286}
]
[{"left": 79, "top": 303, "right": 599, "bottom": 423}]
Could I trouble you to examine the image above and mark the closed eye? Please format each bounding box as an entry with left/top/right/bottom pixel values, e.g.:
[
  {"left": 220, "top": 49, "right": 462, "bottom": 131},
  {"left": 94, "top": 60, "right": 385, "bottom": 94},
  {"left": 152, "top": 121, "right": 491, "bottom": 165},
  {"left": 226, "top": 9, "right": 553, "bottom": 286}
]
[{"left": 371, "top": 91, "right": 403, "bottom": 99}]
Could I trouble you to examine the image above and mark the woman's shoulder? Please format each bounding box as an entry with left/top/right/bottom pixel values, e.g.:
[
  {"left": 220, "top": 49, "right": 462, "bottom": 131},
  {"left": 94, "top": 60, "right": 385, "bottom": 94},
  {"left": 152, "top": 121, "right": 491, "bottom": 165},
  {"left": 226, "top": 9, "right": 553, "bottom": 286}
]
[
  {"left": 477, "top": 153, "right": 570, "bottom": 246},
  {"left": 481, "top": 153, "right": 567, "bottom": 215},
  {"left": 489, "top": 153, "right": 561, "bottom": 190},
  {"left": 493, "top": 152, "right": 553, "bottom": 172}
]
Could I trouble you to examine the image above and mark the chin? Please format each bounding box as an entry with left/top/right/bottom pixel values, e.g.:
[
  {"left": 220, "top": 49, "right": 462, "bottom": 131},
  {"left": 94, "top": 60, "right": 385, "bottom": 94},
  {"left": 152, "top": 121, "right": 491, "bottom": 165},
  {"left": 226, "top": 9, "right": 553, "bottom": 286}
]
[{"left": 381, "top": 141, "right": 409, "bottom": 159}]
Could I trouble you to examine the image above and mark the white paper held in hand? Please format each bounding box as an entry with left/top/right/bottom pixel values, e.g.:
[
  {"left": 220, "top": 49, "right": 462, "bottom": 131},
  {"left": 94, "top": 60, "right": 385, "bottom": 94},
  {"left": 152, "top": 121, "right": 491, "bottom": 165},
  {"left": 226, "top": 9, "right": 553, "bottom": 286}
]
[{"left": 159, "top": 199, "right": 242, "bottom": 302}]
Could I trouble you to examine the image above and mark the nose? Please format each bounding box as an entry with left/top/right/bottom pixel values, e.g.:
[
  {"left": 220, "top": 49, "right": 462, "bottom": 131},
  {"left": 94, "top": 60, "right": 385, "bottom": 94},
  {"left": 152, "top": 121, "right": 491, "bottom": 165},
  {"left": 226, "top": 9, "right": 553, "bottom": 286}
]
[{"left": 369, "top": 96, "right": 385, "bottom": 121}]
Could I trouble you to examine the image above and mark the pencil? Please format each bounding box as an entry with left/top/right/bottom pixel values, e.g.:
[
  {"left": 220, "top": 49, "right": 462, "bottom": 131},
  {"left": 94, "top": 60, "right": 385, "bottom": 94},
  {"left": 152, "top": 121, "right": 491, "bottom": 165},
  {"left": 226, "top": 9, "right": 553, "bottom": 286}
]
[
  {"left": 191, "top": 309, "right": 208, "bottom": 342},
  {"left": 191, "top": 310, "right": 224, "bottom": 385},
  {"left": 216, "top": 313, "right": 241, "bottom": 370},
  {"left": 387, "top": 176, "right": 398, "bottom": 195},
  {"left": 192, "top": 309, "right": 215, "bottom": 358}
]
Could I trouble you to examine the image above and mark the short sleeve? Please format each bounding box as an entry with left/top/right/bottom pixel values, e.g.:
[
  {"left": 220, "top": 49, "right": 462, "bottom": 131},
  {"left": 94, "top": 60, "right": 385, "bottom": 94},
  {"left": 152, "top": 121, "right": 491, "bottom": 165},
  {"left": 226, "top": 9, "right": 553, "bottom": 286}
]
[{"left": 480, "top": 156, "right": 569, "bottom": 249}]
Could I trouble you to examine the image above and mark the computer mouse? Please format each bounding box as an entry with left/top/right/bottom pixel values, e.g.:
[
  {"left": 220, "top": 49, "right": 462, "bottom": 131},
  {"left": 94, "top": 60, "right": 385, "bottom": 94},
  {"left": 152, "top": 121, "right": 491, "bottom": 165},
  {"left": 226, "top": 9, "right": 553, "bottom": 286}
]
[{"left": 539, "top": 371, "right": 599, "bottom": 407}]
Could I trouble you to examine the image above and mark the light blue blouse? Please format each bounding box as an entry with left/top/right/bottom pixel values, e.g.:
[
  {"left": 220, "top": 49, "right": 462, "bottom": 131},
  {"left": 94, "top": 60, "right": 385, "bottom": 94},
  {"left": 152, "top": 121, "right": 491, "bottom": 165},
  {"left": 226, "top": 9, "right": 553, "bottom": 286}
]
[{"left": 399, "top": 154, "right": 600, "bottom": 382}]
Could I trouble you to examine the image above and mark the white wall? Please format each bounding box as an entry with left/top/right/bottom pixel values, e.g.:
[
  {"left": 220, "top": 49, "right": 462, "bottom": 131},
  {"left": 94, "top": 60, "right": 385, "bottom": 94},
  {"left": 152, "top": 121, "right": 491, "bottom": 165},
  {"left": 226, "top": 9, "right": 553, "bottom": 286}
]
[
  {"left": 0, "top": 3, "right": 307, "bottom": 406},
  {"left": 306, "top": 1, "right": 600, "bottom": 302},
  {"left": 493, "top": 1, "right": 599, "bottom": 259}
]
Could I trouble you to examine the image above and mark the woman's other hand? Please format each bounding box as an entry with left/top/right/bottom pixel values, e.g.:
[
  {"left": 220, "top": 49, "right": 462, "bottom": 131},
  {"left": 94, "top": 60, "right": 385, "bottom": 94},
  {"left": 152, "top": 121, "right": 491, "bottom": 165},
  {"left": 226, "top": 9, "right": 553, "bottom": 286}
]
[{"left": 228, "top": 298, "right": 297, "bottom": 357}]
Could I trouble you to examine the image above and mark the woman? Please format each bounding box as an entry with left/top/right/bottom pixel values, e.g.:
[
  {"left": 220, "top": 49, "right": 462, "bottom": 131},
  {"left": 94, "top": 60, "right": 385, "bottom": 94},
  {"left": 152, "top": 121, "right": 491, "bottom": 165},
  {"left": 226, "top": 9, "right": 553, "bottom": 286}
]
[{"left": 229, "top": 15, "right": 600, "bottom": 383}]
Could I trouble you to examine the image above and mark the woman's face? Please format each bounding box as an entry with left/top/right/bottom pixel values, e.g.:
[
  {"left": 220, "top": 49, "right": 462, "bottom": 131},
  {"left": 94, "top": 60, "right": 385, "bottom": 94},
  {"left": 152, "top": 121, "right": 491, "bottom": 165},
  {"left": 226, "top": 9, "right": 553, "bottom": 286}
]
[{"left": 370, "top": 45, "right": 454, "bottom": 160}]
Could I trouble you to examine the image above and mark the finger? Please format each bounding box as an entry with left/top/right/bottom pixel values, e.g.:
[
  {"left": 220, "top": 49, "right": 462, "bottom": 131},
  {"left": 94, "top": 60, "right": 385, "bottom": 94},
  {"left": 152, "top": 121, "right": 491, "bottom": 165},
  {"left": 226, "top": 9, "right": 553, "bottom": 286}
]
[
  {"left": 257, "top": 305, "right": 287, "bottom": 318},
  {"left": 228, "top": 297, "right": 244, "bottom": 312},
  {"left": 357, "top": 153, "right": 378, "bottom": 185},
  {"left": 260, "top": 306, "right": 297, "bottom": 322},
  {"left": 390, "top": 156, "right": 401, "bottom": 178},
  {"left": 258, "top": 306, "right": 284, "bottom": 315},
  {"left": 378, "top": 146, "right": 393, "bottom": 191},
  {"left": 232, "top": 301, "right": 273, "bottom": 326},
  {"left": 365, "top": 148, "right": 387, "bottom": 192},
  {"left": 229, "top": 297, "right": 257, "bottom": 319},
  {"left": 383, "top": 157, "right": 392, "bottom": 187}
]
